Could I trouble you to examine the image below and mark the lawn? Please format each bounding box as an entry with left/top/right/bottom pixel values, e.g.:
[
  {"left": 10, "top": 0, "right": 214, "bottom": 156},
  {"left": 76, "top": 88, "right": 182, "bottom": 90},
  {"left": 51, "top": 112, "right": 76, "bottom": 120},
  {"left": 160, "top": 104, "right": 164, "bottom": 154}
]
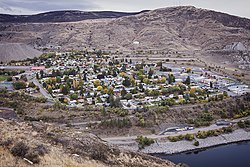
[{"left": 0, "top": 76, "right": 8, "bottom": 81}]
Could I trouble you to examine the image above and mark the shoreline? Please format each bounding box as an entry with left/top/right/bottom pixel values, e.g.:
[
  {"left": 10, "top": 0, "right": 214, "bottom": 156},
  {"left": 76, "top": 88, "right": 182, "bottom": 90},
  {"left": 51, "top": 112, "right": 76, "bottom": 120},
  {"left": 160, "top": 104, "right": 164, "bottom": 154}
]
[
  {"left": 152, "top": 139, "right": 250, "bottom": 156},
  {"left": 116, "top": 129, "right": 250, "bottom": 155}
]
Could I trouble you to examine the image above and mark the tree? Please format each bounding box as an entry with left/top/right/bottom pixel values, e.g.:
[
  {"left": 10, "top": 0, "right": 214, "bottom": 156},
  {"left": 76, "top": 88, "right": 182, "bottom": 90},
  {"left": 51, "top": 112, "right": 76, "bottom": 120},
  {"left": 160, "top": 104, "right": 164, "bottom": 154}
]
[
  {"left": 148, "top": 68, "right": 154, "bottom": 77},
  {"left": 184, "top": 76, "right": 191, "bottom": 85},
  {"left": 121, "top": 64, "right": 126, "bottom": 72},
  {"left": 125, "top": 93, "right": 133, "bottom": 100},
  {"left": 93, "top": 80, "right": 101, "bottom": 87},
  {"left": 168, "top": 74, "right": 175, "bottom": 84},
  {"left": 139, "top": 83, "right": 143, "bottom": 90},
  {"left": 121, "top": 87, "right": 127, "bottom": 98},
  {"left": 108, "top": 87, "right": 114, "bottom": 95},
  {"left": 158, "top": 77, "right": 166, "bottom": 83},
  {"left": 28, "top": 82, "right": 36, "bottom": 88},
  {"left": 61, "top": 85, "right": 70, "bottom": 95},
  {"left": 83, "top": 73, "right": 87, "bottom": 82},
  {"left": 210, "top": 81, "right": 213, "bottom": 88},
  {"left": 129, "top": 59, "right": 132, "bottom": 64},
  {"left": 40, "top": 70, "right": 44, "bottom": 78},
  {"left": 97, "top": 86, "right": 103, "bottom": 91},
  {"left": 122, "top": 77, "right": 131, "bottom": 87},
  {"left": 56, "top": 76, "right": 61, "bottom": 83},
  {"left": 70, "top": 93, "right": 78, "bottom": 100},
  {"left": 36, "top": 73, "right": 39, "bottom": 79},
  {"left": 47, "top": 85, "right": 53, "bottom": 94},
  {"left": 143, "top": 78, "right": 150, "bottom": 84},
  {"left": 13, "top": 81, "right": 26, "bottom": 90},
  {"left": 80, "top": 86, "right": 84, "bottom": 96}
]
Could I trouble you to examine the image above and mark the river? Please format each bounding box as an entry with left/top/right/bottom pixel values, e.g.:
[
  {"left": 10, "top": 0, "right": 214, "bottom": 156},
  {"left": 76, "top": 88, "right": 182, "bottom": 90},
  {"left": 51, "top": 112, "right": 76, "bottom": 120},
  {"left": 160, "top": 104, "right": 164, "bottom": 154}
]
[{"left": 154, "top": 141, "right": 250, "bottom": 167}]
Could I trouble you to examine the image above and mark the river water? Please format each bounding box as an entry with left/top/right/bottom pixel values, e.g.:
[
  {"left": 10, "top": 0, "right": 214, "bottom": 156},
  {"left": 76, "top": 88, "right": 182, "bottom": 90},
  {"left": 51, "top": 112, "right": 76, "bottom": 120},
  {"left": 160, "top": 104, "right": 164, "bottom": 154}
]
[{"left": 154, "top": 141, "right": 250, "bottom": 167}]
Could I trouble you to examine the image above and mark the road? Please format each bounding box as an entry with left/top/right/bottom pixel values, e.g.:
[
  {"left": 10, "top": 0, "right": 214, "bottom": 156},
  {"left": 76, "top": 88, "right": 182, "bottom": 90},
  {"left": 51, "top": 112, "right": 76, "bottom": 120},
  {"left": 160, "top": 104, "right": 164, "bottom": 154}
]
[
  {"left": 0, "top": 66, "right": 31, "bottom": 70},
  {"left": 26, "top": 73, "right": 54, "bottom": 101},
  {"left": 102, "top": 116, "right": 250, "bottom": 144}
]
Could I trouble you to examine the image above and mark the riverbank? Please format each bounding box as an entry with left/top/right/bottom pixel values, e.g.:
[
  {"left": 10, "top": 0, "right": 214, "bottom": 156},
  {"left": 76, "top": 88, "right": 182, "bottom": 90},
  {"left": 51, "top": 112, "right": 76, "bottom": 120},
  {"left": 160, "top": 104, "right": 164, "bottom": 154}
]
[{"left": 117, "top": 129, "right": 250, "bottom": 155}]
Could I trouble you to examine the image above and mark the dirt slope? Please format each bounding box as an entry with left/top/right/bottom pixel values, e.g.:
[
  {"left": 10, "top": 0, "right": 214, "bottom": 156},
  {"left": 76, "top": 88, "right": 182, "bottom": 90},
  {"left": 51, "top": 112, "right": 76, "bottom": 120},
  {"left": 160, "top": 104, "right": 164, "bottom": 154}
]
[{"left": 0, "top": 43, "right": 42, "bottom": 63}]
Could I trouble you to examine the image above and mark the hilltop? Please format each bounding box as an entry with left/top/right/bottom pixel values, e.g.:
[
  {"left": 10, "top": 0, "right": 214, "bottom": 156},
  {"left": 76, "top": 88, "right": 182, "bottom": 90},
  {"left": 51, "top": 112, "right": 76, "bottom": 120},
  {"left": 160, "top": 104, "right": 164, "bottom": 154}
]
[
  {"left": 0, "top": 10, "right": 148, "bottom": 23},
  {"left": 0, "top": 6, "right": 249, "bottom": 52},
  {"left": 0, "top": 6, "right": 249, "bottom": 74}
]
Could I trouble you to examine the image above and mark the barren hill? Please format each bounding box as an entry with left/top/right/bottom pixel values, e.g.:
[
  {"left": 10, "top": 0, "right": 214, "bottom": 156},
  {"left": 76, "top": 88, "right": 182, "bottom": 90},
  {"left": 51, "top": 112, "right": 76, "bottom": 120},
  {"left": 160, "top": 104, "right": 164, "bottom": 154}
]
[
  {"left": 0, "top": 10, "right": 148, "bottom": 23},
  {"left": 0, "top": 6, "right": 249, "bottom": 52},
  {"left": 0, "top": 43, "right": 42, "bottom": 63}
]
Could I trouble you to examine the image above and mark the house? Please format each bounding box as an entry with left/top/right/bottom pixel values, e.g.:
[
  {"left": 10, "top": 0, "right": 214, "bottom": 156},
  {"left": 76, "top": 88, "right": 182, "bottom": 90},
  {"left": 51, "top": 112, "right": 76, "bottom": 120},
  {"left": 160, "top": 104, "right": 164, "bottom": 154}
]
[{"left": 31, "top": 66, "right": 45, "bottom": 71}]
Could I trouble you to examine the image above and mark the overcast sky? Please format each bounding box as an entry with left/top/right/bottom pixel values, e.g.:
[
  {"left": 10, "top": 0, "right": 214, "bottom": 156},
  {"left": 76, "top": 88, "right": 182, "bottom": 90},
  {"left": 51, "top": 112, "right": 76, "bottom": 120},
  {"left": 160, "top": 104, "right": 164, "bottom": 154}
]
[{"left": 0, "top": 0, "right": 249, "bottom": 19}]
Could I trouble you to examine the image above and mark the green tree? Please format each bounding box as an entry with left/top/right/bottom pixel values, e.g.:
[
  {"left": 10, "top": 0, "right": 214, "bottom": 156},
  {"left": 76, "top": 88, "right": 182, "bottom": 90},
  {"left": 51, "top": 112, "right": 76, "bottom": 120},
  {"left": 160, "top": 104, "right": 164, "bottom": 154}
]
[
  {"left": 28, "top": 82, "right": 36, "bottom": 88},
  {"left": 168, "top": 74, "right": 175, "bottom": 84},
  {"left": 125, "top": 93, "right": 133, "bottom": 100},
  {"left": 56, "top": 76, "right": 61, "bottom": 83},
  {"left": 40, "top": 70, "right": 44, "bottom": 78},
  {"left": 61, "top": 85, "right": 70, "bottom": 95},
  {"left": 148, "top": 68, "right": 154, "bottom": 77},
  {"left": 184, "top": 76, "right": 191, "bottom": 85},
  {"left": 70, "top": 93, "right": 78, "bottom": 100},
  {"left": 121, "top": 87, "right": 127, "bottom": 99},
  {"left": 122, "top": 77, "right": 131, "bottom": 87},
  {"left": 13, "top": 81, "right": 26, "bottom": 90}
]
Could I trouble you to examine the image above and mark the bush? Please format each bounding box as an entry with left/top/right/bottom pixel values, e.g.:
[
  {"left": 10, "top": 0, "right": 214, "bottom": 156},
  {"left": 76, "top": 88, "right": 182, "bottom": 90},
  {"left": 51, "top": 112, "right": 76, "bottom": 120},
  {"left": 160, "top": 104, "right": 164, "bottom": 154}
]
[
  {"left": 184, "top": 134, "right": 194, "bottom": 141},
  {"left": 136, "top": 136, "right": 154, "bottom": 149},
  {"left": 11, "top": 142, "right": 29, "bottom": 158},
  {"left": 13, "top": 81, "right": 26, "bottom": 90},
  {"left": 237, "top": 120, "right": 250, "bottom": 128},
  {"left": 168, "top": 136, "right": 180, "bottom": 142},
  {"left": 194, "top": 140, "right": 199, "bottom": 146}
]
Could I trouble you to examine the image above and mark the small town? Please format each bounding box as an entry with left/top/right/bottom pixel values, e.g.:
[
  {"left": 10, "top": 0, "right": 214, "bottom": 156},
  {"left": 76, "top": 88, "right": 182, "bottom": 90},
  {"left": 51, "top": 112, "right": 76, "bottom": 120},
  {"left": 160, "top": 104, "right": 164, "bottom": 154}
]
[
  {"left": 1, "top": 2, "right": 250, "bottom": 167},
  {"left": 1, "top": 51, "right": 249, "bottom": 110}
]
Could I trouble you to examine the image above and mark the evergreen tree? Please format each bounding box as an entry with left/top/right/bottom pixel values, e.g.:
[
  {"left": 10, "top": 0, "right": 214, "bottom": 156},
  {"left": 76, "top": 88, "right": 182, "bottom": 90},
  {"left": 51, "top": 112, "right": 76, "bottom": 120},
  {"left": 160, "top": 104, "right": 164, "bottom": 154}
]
[
  {"left": 184, "top": 76, "right": 191, "bottom": 85},
  {"left": 121, "top": 87, "right": 127, "bottom": 98}
]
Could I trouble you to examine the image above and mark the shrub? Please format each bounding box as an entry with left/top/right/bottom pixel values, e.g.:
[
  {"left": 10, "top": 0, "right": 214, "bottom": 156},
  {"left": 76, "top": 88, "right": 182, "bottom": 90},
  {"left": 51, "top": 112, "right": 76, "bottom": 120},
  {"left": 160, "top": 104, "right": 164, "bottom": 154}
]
[
  {"left": 11, "top": 142, "right": 29, "bottom": 158},
  {"left": 136, "top": 136, "right": 154, "bottom": 149},
  {"left": 184, "top": 134, "right": 194, "bottom": 141},
  {"left": 238, "top": 120, "right": 250, "bottom": 128},
  {"left": 194, "top": 140, "right": 199, "bottom": 146},
  {"left": 13, "top": 81, "right": 26, "bottom": 90},
  {"left": 168, "top": 136, "right": 180, "bottom": 142}
]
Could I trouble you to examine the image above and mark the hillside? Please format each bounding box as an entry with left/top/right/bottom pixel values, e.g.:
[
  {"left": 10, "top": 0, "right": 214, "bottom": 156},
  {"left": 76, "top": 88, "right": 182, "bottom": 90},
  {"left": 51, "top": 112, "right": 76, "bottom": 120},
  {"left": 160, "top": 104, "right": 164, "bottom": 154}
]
[
  {"left": 0, "top": 120, "right": 176, "bottom": 167},
  {"left": 0, "top": 6, "right": 249, "bottom": 52},
  {"left": 0, "top": 43, "right": 42, "bottom": 63},
  {"left": 0, "top": 10, "right": 147, "bottom": 23},
  {"left": 0, "top": 5, "right": 250, "bottom": 73}
]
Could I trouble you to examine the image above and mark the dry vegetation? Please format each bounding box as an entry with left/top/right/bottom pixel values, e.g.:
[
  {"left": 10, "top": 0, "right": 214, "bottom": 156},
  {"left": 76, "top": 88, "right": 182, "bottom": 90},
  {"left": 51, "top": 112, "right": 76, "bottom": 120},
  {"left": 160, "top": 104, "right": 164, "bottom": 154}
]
[
  {"left": 1, "top": 90, "right": 250, "bottom": 138},
  {"left": 0, "top": 119, "right": 176, "bottom": 167}
]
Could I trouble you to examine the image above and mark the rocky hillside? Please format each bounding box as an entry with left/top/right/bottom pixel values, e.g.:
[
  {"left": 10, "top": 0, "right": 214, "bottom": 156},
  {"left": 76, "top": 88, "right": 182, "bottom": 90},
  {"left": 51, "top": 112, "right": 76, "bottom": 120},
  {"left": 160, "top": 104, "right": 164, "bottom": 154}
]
[
  {"left": 0, "top": 6, "right": 249, "bottom": 52},
  {"left": 0, "top": 10, "right": 147, "bottom": 23},
  {"left": 0, "top": 119, "right": 176, "bottom": 167},
  {"left": 0, "top": 5, "right": 250, "bottom": 68}
]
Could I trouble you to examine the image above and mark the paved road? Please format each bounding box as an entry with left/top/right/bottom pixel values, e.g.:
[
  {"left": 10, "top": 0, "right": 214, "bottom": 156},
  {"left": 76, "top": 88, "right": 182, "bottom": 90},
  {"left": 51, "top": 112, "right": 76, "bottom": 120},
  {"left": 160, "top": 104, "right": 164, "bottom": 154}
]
[
  {"left": 32, "top": 78, "right": 54, "bottom": 100},
  {"left": 26, "top": 74, "right": 54, "bottom": 101},
  {"left": 102, "top": 117, "right": 250, "bottom": 144},
  {"left": 0, "top": 66, "right": 31, "bottom": 70}
]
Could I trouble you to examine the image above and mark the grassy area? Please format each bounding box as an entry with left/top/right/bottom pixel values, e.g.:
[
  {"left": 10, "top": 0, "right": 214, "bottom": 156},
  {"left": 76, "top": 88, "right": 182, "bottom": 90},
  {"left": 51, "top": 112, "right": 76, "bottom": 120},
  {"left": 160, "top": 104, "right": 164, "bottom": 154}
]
[{"left": 0, "top": 76, "right": 8, "bottom": 81}]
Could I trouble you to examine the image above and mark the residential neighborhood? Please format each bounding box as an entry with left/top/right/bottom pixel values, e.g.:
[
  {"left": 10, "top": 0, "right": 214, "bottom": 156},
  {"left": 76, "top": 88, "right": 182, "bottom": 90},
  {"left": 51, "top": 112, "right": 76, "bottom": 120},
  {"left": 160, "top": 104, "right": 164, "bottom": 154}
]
[{"left": 1, "top": 51, "right": 249, "bottom": 110}]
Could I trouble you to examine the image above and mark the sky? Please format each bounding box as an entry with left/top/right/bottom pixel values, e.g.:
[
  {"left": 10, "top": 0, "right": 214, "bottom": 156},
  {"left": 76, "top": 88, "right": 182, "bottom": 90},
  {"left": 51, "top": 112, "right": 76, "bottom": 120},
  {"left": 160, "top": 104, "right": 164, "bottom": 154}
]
[{"left": 0, "top": 0, "right": 249, "bottom": 19}]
